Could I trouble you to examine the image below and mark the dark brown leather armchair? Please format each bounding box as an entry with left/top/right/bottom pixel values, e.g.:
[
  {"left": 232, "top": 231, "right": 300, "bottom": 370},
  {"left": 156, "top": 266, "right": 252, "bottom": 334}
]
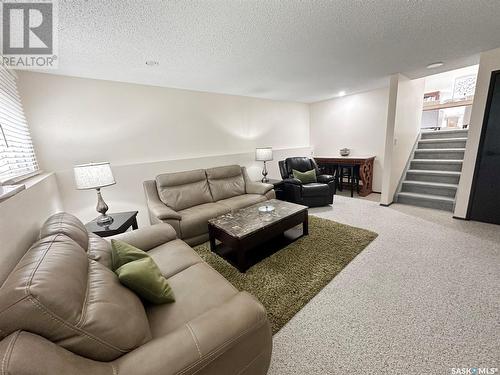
[{"left": 278, "top": 157, "right": 336, "bottom": 207}]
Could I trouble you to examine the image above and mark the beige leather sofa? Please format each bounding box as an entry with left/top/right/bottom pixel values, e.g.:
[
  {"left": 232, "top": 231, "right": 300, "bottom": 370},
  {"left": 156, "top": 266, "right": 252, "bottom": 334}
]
[
  {"left": 0, "top": 212, "right": 272, "bottom": 375},
  {"left": 144, "top": 165, "right": 275, "bottom": 245}
]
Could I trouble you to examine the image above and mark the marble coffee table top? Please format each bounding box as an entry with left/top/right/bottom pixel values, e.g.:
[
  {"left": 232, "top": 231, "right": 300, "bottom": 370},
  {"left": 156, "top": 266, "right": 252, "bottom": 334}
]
[{"left": 208, "top": 199, "right": 307, "bottom": 239}]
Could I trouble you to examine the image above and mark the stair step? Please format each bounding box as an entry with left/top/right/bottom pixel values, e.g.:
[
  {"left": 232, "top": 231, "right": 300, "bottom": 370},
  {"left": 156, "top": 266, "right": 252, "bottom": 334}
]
[
  {"left": 418, "top": 138, "right": 467, "bottom": 149},
  {"left": 397, "top": 129, "right": 467, "bottom": 211},
  {"left": 397, "top": 192, "right": 455, "bottom": 211},
  {"left": 414, "top": 148, "right": 465, "bottom": 160},
  {"left": 410, "top": 159, "right": 463, "bottom": 172},
  {"left": 401, "top": 180, "right": 458, "bottom": 198},
  {"left": 406, "top": 170, "right": 461, "bottom": 184},
  {"left": 406, "top": 169, "right": 461, "bottom": 176},
  {"left": 421, "top": 129, "right": 468, "bottom": 140}
]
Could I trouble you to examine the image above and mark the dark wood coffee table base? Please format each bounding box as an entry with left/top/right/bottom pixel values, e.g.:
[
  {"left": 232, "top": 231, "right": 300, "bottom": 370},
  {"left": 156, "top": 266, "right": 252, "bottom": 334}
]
[{"left": 208, "top": 209, "right": 308, "bottom": 272}]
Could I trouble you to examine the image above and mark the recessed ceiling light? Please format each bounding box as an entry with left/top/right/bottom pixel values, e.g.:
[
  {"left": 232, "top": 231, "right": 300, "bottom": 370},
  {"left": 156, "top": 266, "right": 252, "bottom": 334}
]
[
  {"left": 426, "top": 62, "right": 444, "bottom": 69},
  {"left": 145, "top": 60, "right": 159, "bottom": 66},
  {"left": 338, "top": 91, "right": 346, "bottom": 97}
]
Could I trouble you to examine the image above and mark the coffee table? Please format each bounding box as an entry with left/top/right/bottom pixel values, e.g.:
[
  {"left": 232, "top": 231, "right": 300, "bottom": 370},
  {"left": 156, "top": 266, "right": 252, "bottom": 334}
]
[{"left": 208, "top": 199, "right": 308, "bottom": 272}]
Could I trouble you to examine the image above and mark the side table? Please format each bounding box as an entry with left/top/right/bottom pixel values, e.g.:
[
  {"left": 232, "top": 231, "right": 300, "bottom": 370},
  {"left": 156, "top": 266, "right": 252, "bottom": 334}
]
[{"left": 85, "top": 211, "right": 139, "bottom": 238}]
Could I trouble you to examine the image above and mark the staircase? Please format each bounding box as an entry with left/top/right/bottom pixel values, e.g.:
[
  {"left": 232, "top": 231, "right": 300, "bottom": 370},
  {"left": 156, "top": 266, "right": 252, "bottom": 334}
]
[{"left": 396, "top": 129, "right": 468, "bottom": 211}]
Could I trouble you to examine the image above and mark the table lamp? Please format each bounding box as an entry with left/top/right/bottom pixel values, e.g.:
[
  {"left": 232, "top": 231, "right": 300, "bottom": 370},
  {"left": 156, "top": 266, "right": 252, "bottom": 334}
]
[
  {"left": 255, "top": 147, "right": 273, "bottom": 183},
  {"left": 74, "top": 162, "right": 116, "bottom": 225}
]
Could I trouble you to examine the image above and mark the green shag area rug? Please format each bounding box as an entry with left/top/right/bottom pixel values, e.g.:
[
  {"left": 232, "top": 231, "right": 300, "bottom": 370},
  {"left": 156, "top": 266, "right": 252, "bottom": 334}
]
[{"left": 194, "top": 215, "right": 378, "bottom": 334}]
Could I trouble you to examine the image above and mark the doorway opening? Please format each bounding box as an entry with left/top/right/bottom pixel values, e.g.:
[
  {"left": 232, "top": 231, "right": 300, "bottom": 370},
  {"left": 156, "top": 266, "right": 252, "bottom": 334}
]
[{"left": 421, "top": 65, "right": 479, "bottom": 131}]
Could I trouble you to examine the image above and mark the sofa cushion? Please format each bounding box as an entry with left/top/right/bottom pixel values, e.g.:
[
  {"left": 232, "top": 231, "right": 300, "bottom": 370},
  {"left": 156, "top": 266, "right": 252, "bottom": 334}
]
[
  {"left": 218, "top": 193, "right": 267, "bottom": 211},
  {"left": 156, "top": 169, "right": 213, "bottom": 211},
  {"left": 117, "top": 292, "right": 272, "bottom": 375},
  {"left": 146, "top": 262, "right": 238, "bottom": 337},
  {"left": 206, "top": 165, "right": 245, "bottom": 201},
  {"left": 0, "top": 234, "right": 152, "bottom": 361},
  {"left": 148, "top": 239, "right": 203, "bottom": 279},
  {"left": 178, "top": 202, "right": 230, "bottom": 239},
  {"left": 39, "top": 212, "right": 89, "bottom": 250},
  {"left": 88, "top": 233, "right": 114, "bottom": 269}
]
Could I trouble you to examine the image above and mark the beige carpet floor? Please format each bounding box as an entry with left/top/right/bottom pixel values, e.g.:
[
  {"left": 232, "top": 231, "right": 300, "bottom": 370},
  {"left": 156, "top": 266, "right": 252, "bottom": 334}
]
[
  {"left": 194, "top": 215, "right": 377, "bottom": 333},
  {"left": 269, "top": 196, "right": 500, "bottom": 374}
]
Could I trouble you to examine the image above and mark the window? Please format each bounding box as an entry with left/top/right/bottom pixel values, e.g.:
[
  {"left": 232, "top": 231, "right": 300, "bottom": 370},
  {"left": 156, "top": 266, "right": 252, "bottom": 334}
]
[{"left": 0, "top": 65, "right": 39, "bottom": 184}]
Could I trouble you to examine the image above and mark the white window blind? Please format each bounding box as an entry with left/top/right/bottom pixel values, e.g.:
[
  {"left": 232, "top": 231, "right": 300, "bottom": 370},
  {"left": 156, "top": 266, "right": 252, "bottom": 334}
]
[{"left": 0, "top": 65, "right": 39, "bottom": 184}]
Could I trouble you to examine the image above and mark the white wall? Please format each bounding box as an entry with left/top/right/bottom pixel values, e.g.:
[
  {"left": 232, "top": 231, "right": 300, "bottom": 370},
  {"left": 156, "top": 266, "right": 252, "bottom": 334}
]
[
  {"left": 381, "top": 74, "right": 425, "bottom": 205},
  {"left": 55, "top": 147, "right": 311, "bottom": 226},
  {"left": 18, "top": 72, "right": 311, "bottom": 226},
  {"left": 0, "top": 173, "right": 63, "bottom": 285},
  {"left": 309, "top": 87, "right": 390, "bottom": 192},
  {"left": 455, "top": 47, "right": 500, "bottom": 218}
]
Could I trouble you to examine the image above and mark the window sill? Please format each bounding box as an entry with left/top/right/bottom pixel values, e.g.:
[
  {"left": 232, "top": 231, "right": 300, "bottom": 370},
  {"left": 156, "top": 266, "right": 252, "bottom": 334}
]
[
  {"left": 0, "top": 185, "right": 25, "bottom": 201},
  {"left": 0, "top": 171, "right": 53, "bottom": 203}
]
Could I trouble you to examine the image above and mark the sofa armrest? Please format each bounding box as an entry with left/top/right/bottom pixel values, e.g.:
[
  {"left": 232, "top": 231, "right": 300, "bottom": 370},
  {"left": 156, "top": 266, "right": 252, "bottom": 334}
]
[
  {"left": 282, "top": 177, "right": 303, "bottom": 185},
  {"left": 0, "top": 331, "right": 114, "bottom": 375},
  {"left": 148, "top": 200, "right": 182, "bottom": 221},
  {"left": 317, "top": 174, "right": 335, "bottom": 183},
  {"left": 144, "top": 180, "right": 182, "bottom": 221},
  {"left": 116, "top": 292, "right": 272, "bottom": 375},
  {"left": 109, "top": 223, "right": 177, "bottom": 251},
  {"left": 246, "top": 181, "right": 274, "bottom": 195},
  {"left": 241, "top": 166, "right": 273, "bottom": 195},
  {"left": 282, "top": 179, "right": 303, "bottom": 203}
]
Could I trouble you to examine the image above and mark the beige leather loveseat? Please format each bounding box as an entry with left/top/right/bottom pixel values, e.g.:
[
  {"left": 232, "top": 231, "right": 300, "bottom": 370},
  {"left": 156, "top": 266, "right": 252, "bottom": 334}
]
[
  {"left": 0, "top": 213, "right": 272, "bottom": 375},
  {"left": 144, "top": 165, "right": 275, "bottom": 245}
]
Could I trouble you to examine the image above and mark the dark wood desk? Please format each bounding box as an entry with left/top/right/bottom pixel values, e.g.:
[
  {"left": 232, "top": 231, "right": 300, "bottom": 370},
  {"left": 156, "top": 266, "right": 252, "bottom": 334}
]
[
  {"left": 85, "top": 211, "right": 139, "bottom": 237},
  {"left": 315, "top": 156, "right": 376, "bottom": 197}
]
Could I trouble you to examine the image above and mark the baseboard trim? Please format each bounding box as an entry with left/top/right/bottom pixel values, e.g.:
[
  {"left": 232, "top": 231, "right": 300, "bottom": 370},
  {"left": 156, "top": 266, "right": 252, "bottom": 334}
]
[
  {"left": 452, "top": 215, "right": 469, "bottom": 221},
  {"left": 379, "top": 202, "right": 393, "bottom": 207}
]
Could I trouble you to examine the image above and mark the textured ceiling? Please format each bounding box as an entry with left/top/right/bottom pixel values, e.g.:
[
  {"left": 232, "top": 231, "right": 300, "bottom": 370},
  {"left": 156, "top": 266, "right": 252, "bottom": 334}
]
[{"left": 48, "top": 0, "right": 500, "bottom": 103}]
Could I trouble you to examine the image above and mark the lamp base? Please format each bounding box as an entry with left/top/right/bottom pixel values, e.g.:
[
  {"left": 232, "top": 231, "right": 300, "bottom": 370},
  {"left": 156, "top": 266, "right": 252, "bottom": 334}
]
[
  {"left": 97, "top": 214, "right": 114, "bottom": 226},
  {"left": 261, "top": 161, "right": 269, "bottom": 183},
  {"left": 95, "top": 188, "right": 113, "bottom": 226}
]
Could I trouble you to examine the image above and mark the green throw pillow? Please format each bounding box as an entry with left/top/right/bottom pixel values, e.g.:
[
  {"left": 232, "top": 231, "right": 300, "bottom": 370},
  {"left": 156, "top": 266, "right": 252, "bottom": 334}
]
[
  {"left": 111, "top": 239, "right": 149, "bottom": 270},
  {"left": 115, "top": 257, "right": 175, "bottom": 304},
  {"left": 292, "top": 169, "right": 317, "bottom": 184},
  {"left": 111, "top": 239, "right": 175, "bottom": 304}
]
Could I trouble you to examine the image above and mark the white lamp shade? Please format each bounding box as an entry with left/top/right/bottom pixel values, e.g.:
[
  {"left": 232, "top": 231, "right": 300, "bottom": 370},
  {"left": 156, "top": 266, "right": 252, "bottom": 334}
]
[
  {"left": 255, "top": 147, "right": 273, "bottom": 161},
  {"left": 74, "top": 162, "right": 116, "bottom": 190}
]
